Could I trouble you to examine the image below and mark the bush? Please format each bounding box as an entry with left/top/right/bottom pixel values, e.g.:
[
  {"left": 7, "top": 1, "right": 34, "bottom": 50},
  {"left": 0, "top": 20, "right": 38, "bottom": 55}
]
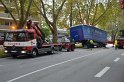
[{"left": 0, "top": 48, "right": 7, "bottom": 58}]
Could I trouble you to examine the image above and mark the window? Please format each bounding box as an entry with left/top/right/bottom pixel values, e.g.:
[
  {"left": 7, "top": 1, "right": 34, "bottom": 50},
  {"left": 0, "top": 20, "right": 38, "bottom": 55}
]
[
  {"left": 5, "top": 32, "right": 26, "bottom": 42},
  {"left": 5, "top": 21, "right": 9, "bottom": 25},
  {"left": 0, "top": 33, "right": 4, "bottom": 40},
  {"left": 28, "top": 33, "right": 34, "bottom": 40}
]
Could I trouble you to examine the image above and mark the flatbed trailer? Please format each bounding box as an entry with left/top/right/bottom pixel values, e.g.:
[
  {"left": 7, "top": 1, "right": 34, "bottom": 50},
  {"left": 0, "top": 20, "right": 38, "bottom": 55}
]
[
  {"left": 3, "top": 29, "right": 58, "bottom": 58},
  {"left": 4, "top": 21, "right": 74, "bottom": 58}
]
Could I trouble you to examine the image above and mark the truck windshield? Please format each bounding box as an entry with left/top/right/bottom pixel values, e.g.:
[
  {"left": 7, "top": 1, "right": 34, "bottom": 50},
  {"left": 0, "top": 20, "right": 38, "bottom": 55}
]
[{"left": 5, "top": 32, "right": 26, "bottom": 42}]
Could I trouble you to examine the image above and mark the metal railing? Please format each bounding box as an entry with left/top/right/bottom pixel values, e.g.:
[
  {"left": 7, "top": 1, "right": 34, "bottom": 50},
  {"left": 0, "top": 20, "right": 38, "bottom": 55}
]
[{"left": 0, "top": 25, "right": 10, "bottom": 29}]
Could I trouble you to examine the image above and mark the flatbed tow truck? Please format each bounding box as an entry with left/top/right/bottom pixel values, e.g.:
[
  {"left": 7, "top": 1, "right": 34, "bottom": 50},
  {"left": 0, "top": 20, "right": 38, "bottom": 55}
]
[{"left": 3, "top": 21, "right": 75, "bottom": 58}]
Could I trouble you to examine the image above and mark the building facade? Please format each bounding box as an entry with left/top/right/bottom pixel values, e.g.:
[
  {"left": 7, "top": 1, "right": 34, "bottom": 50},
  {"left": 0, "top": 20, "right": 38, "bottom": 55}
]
[{"left": 0, "top": 0, "right": 39, "bottom": 30}]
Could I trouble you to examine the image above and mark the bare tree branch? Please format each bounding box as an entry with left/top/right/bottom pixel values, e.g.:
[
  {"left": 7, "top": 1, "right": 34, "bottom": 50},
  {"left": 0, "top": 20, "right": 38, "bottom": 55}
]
[
  {"left": 55, "top": 0, "right": 66, "bottom": 22},
  {"left": 87, "top": 0, "right": 94, "bottom": 24},
  {"left": 13, "top": 0, "right": 20, "bottom": 17},
  {"left": 91, "top": 3, "right": 98, "bottom": 25},
  {"left": 24, "top": 0, "right": 33, "bottom": 21},
  {"left": 94, "top": 3, "right": 111, "bottom": 25},
  {"left": 33, "top": 0, "right": 53, "bottom": 31},
  {"left": 39, "top": 0, "right": 47, "bottom": 17},
  {"left": 76, "top": 2, "right": 83, "bottom": 24}
]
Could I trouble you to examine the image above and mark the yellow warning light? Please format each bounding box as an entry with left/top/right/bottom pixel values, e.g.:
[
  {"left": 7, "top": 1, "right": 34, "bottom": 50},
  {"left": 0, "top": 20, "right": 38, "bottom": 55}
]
[
  {"left": 11, "top": 26, "right": 16, "bottom": 30},
  {"left": 25, "top": 26, "right": 28, "bottom": 29}
]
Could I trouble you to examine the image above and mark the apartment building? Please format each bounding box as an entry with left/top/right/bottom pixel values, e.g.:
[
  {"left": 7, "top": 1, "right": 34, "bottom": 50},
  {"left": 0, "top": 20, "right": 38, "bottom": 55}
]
[
  {"left": 0, "top": 0, "right": 39, "bottom": 45},
  {"left": 0, "top": 0, "right": 15, "bottom": 29},
  {"left": 0, "top": 0, "right": 39, "bottom": 30}
]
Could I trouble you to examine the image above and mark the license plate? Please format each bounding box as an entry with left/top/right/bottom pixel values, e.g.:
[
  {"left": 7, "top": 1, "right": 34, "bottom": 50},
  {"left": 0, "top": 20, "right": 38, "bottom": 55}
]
[{"left": 11, "top": 51, "right": 17, "bottom": 53}]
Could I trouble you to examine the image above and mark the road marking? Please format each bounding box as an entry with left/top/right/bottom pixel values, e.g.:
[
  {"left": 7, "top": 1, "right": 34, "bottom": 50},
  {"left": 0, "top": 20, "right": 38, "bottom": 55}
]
[
  {"left": 121, "top": 53, "right": 124, "bottom": 56},
  {"left": 7, "top": 50, "right": 103, "bottom": 82},
  {"left": 95, "top": 67, "right": 110, "bottom": 78},
  {"left": 114, "top": 58, "right": 120, "bottom": 62}
]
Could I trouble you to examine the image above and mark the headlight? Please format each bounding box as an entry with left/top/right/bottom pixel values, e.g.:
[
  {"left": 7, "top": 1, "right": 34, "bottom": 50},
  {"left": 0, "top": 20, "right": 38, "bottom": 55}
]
[
  {"left": 21, "top": 51, "right": 26, "bottom": 54},
  {"left": 4, "top": 50, "right": 8, "bottom": 53}
]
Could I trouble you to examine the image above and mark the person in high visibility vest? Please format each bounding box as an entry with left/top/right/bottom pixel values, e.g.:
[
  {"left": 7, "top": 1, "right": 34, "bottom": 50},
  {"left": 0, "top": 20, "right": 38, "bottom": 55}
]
[
  {"left": 114, "top": 40, "right": 118, "bottom": 49},
  {"left": 90, "top": 40, "right": 94, "bottom": 49},
  {"left": 86, "top": 40, "right": 93, "bottom": 50},
  {"left": 90, "top": 40, "right": 94, "bottom": 45}
]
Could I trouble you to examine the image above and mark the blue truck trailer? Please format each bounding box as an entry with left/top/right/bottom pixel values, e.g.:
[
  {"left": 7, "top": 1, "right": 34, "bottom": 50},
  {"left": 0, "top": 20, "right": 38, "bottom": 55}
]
[{"left": 70, "top": 25, "right": 107, "bottom": 47}]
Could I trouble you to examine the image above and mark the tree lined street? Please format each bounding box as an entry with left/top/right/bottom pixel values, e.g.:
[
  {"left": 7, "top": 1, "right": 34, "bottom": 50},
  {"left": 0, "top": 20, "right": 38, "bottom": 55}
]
[
  {"left": 0, "top": 0, "right": 123, "bottom": 41},
  {"left": 0, "top": 0, "right": 124, "bottom": 82},
  {"left": 0, "top": 48, "right": 124, "bottom": 82}
]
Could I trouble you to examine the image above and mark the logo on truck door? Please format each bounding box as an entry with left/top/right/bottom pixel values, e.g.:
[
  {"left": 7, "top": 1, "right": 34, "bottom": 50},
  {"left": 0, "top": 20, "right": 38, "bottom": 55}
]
[
  {"left": 4, "top": 39, "right": 36, "bottom": 47},
  {"left": 8, "top": 43, "right": 21, "bottom": 46}
]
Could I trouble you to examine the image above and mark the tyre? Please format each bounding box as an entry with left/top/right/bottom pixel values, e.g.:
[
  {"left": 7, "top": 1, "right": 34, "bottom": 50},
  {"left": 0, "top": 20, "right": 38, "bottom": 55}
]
[
  {"left": 71, "top": 45, "right": 74, "bottom": 51},
  {"left": 31, "top": 49, "right": 38, "bottom": 58},
  {"left": 59, "top": 46, "right": 62, "bottom": 51},
  {"left": 67, "top": 48, "right": 70, "bottom": 52},
  {"left": 47, "top": 48, "right": 54, "bottom": 54}
]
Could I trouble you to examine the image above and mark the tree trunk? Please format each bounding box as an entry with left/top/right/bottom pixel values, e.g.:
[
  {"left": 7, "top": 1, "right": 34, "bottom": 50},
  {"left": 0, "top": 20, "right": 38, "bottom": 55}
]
[
  {"left": 17, "top": 20, "right": 25, "bottom": 29},
  {"left": 111, "top": 30, "right": 116, "bottom": 41},
  {"left": 52, "top": 30, "right": 57, "bottom": 43},
  {"left": 51, "top": 24, "right": 57, "bottom": 43}
]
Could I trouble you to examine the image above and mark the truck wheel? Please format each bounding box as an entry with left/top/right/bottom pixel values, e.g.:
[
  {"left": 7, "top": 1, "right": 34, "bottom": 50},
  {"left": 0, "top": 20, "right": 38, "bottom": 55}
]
[
  {"left": 31, "top": 49, "right": 37, "bottom": 58},
  {"left": 71, "top": 45, "right": 74, "bottom": 51},
  {"left": 59, "top": 46, "right": 62, "bottom": 51},
  {"left": 67, "top": 48, "right": 70, "bottom": 52},
  {"left": 47, "top": 48, "right": 54, "bottom": 54}
]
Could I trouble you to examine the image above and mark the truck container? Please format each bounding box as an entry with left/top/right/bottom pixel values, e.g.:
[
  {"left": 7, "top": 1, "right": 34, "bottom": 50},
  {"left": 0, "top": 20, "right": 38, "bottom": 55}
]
[{"left": 70, "top": 25, "right": 107, "bottom": 47}]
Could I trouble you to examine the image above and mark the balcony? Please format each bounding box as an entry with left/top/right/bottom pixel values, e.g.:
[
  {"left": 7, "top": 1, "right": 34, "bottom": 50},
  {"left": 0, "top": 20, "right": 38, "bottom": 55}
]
[
  {"left": 0, "top": 13, "right": 13, "bottom": 19},
  {"left": 0, "top": 13, "right": 39, "bottom": 22},
  {"left": 0, "top": 25, "right": 10, "bottom": 29},
  {"left": 0, "top": 13, "right": 19, "bottom": 20}
]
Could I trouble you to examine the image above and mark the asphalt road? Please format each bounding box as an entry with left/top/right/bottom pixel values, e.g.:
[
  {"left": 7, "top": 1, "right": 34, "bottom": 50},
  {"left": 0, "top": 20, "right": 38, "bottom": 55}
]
[{"left": 0, "top": 48, "right": 124, "bottom": 82}]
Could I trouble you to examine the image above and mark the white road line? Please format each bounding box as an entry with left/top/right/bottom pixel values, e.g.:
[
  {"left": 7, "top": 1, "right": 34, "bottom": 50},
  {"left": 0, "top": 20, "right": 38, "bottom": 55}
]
[
  {"left": 114, "top": 58, "right": 120, "bottom": 62},
  {"left": 7, "top": 50, "right": 103, "bottom": 82},
  {"left": 95, "top": 67, "right": 110, "bottom": 78},
  {"left": 121, "top": 53, "right": 124, "bottom": 56}
]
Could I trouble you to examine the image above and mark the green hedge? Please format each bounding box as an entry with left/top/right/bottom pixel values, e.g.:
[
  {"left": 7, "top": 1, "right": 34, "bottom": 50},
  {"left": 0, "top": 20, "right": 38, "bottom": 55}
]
[{"left": 0, "top": 49, "right": 7, "bottom": 58}]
